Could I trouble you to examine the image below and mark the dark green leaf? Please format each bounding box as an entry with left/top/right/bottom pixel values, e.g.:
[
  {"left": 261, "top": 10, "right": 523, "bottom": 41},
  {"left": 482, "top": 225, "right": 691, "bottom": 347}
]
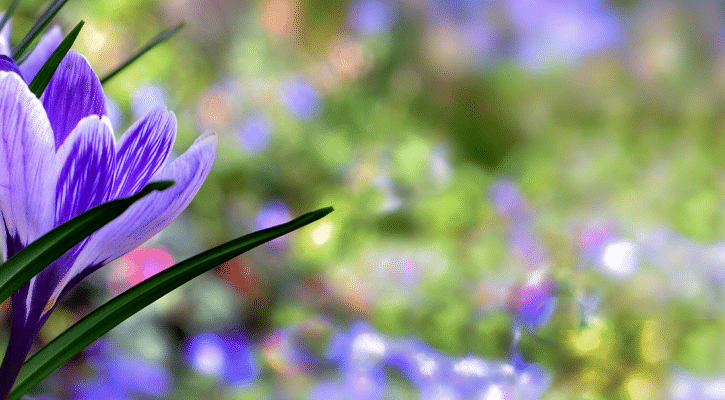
[
  {"left": 12, "top": 0, "right": 71, "bottom": 60},
  {"left": 28, "top": 20, "right": 82, "bottom": 98},
  {"left": 0, "top": 0, "right": 21, "bottom": 34},
  {"left": 8, "top": 206, "right": 333, "bottom": 400},
  {"left": 0, "top": 180, "right": 174, "bottom": 304},
  {"left": 100, "top": 22, "right": 184, "bottom": 85}
]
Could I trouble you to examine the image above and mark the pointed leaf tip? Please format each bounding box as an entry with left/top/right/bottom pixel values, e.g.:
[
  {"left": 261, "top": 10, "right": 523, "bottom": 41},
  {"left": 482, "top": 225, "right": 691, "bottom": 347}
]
[
  {"left": 100, "top": 22, "right": 185, "bottom": 85},
  {"left": 146, "top": 180, "right": 175, "bottom": 192},
  {"left": 28, "top": 20, "right": 84, "bottom": 98},
  {"left": 13, "top": 0, "right": 72, "bottom": 60}
]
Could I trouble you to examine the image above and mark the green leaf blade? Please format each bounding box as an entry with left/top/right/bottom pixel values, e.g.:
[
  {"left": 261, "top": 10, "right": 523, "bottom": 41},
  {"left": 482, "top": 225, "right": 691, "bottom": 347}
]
[
  {"left": 8, "top": 206, "right": 333, "bottom": 400},
  {"left": 12, "top": 0, "right": 71, "bottom": 60},
  {"left": 27, "top": 20, "right": 83, "bottom": 98},
  {"left": 0, "top": 180, "right": 174, "bottom": 304},
  {"left": 100, "top": 22, "right": 184, "bottom": 85},
  {"left": 0, "top": 0, "right": 21, "bottom": 34}
]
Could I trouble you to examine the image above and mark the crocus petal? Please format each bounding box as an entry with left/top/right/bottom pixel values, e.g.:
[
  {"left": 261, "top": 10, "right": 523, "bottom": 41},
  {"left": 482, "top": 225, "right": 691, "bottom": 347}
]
[
  {"left": 0, "top": 71, "right": 56, "bottom": 259},
  {"left": 0, "top": 16, "right": 11, "bottom": 57},
  {"left": 54, "top": 115, "right": 116, "bottom": 225},
  {"left": 19, "top": 25, "right": 62, "bottom": 83},
  {"left": 0, "top": 55, "right": 22, "bottom": 78},
  {"left": 50, "top": 132, "right": 217, "bottom": 301},
  {"left": 41, "top": 50, "right": 106, "bottom": 148},
  {"left": 23, "top": 116, "right": 116, "bottom": 317},
  {"left": 112, "top": 107, "right": 176, "bottom": 198}
]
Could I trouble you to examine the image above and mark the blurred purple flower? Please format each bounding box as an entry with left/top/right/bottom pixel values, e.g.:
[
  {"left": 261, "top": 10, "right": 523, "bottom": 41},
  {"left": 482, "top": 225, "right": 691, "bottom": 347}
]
[
  {"left": 488, "top": 179, "right": 533, "bottom": 224},
  {"left": 321, "top": 321, "right": 389, "bottom": 400},
  {"left": 508, "top": 271, "right": 557, "bottom": 332},
  {"left": 104, "top": 95, "right": 123, "bottom": 131},
  {"left": 666, "top": 369, "right": 725, "bottom": 400},
  {"left": 347, "top": 0, "right": 398, "bottom": 36},
  {"left": 237, "top": 111, "right": 273, "bottom": 154},
  {"left": 0, "top": 51, "right": 216, "bottom": 395},
  {"left": 75, "top": 341, "right": 173, "bottom": 400},
  {"left": 256, "top": 199, "right": 292, "bottom": 250},
  {"left": 506, "top": 0, "right": 622, "bottom": 69},
  {"left": 279, "top": 76, "right": 322, "bottom": 120},
  {"left": 184, "top": 331, "right": 258, "bottom": 386},
  {"left": 263, "top": 328, "right": 324, "bottom": 374},
  {"left": 508, "top": 350, "right": 552, "bottom": 399},
  {"left": 449, "top": 355, "right": 500, "bottom": 396},
  {"left": 510, "top": 226, "right": 550, "bottom": 270},
  {"left": 489, "top": 180, "right": 549, "bottom": 270},
  {"left": 427, "top": 0, "right": 491, "bottom": 23},
  {"left": 131, "top": 82, "right": 167, "bottom": 119},
  {"left": 387, "top": 339, "right": 450, "bottom": 389}
]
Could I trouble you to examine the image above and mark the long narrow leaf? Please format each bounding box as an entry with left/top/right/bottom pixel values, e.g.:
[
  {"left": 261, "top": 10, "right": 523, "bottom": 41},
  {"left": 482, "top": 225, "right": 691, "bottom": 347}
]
[
  {"left": 0, "top": 180, "right": 174, "bottom": 304},
  {"left": 28, "top": 20, "right": 82, "bottom": 98},
  {"left": 12, "top": 0, "right": 70, "bottom": 60},
  {"left": 0, "top": 0, "right": 21, "bottom": 34},
  {"left": 100, "top": 22, "right": 184, "bottom": 85},
  {"left": 9, "top": 206, "right": 333, "bottom": 400}
]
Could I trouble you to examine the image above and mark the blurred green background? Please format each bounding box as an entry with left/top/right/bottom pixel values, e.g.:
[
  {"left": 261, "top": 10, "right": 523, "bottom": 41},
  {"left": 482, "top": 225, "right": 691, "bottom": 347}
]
[{"left": 6, "top": 0, "right": 725, "bottom": 399}]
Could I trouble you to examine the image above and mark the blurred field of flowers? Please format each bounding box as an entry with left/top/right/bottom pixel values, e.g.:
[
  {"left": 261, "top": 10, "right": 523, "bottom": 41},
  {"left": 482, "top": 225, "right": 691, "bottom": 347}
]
[{"left": 6, "top": 0, "right": 725, "bottom": 399}]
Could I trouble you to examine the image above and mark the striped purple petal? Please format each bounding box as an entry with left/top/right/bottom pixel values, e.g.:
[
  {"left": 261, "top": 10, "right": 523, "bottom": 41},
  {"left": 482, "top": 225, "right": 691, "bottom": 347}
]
[
  {"left": 0, "top": 71, "right": 56, "bottom": 259},
  {"left": 19, "top": 25, "right": 62, "bottom": 83},
  {"left": 51, "top": 131, "right": 217, "bottom": 297},
  {"left": 112, "top": 107, "right": 176, "bottom": 198},
  {"left": 54, "top": 115, "right": 115, "bottom": 225},
  {"left": 41, "top": 50, "right": 106, "bottom": 148}
]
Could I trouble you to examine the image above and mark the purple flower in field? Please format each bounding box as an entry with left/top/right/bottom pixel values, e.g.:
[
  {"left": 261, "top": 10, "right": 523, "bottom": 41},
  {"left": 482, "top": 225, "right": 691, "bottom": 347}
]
[
  {"left": 322, "top": 321, "right": 389, "bottom": 400},
  {"left": 256, "top": 199, "right": 292, "bottom": 250},
  {"left": 667, "top": 369, "right": 725, "bottom": 400},
  {"left": 347, "top": 0, "right": 397, "bottom": 37},
  {"left": 489, "top": 179, "right": 549, "bottom": 270},
  {"left": 506, "top": 0, "right": 622, "bottom": 70},
  {"left": 237, "top": 112, "right": 272, "bottom": 154},
  {"left": 0, "top": 51, "right": 216, "bottom": 394},
  {"left": 387, "top": 339, "right": 450, "bottom": 389},
  {"left": 488, "top": 179, "right": 533, "bottom": 225},
  {"left": 507, "top": 270, "right": 557, "bottom": 332},
  {"left": 279, "top": 76, "right": 322, "bottom": 121},
  {"left": 0, "top": 15, "right": 62, "bottom": 82},
  {"left": 74, "top": 340, "right": 173, "bottom": 400},
  {"left": 184, "top": 331, "right": 258, "bottom": 386}
]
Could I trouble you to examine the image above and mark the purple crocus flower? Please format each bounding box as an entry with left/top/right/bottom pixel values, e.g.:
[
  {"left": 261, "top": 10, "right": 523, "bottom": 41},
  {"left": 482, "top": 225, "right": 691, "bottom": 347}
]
[
  {"left": 0, "top": 15, "right": 62, "bottom": 82},
  {"left": 0, "top": 50, "right": 217, "bottom": 394}
]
